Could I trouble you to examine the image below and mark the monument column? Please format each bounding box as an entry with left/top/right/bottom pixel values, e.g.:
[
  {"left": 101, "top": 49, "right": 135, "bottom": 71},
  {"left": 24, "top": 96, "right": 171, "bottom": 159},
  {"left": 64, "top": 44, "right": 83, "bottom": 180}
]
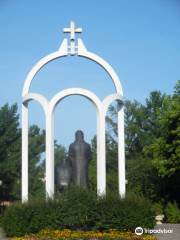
[
  {"left": 22, "top": 103, "right": 28, "bottom": 202},
  {"left": 97, "top": 109, "right": 106, "bottom": 196},
  {"left": 118, "top": 105, "right": 125, "bottom": 198},
  {"left": 45, "top": 110, "right": 54, "bottom": 198}
]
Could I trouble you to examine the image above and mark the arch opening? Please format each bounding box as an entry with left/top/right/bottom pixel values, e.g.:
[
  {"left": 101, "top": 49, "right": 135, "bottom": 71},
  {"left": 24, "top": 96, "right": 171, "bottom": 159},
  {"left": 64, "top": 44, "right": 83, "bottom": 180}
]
[
  {"left": 43, "top": 88, "right": 106, "bottom": 197},
  {"left": 53, "top": 95, "right": 97, "bottom": 194}
]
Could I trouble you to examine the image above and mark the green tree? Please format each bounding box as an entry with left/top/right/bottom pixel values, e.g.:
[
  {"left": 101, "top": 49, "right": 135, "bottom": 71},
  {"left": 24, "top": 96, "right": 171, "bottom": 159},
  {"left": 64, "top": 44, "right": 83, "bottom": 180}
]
[
  {"left": 145, "top": 81, "right": 180, "bottom": 202},
  {"left": 0, "top": 104, "right": 21, "bottom": 200},
  {"left": 106, "top": 91, "right": 166, "bottom": 200},
  {"left": 146, "top": 83, "right": 180, "bottom": 177},
  {"left": 0, "top": 103, "right": 68, "bottom": 200},
  {"left": 27, "top": 126, "right": 67, "bottom": 197},
  {"left": 28, "top": 125, "right": 45, "bottom": 197},
  {"left": 54, "top": 142, "right": 67, "bottom": 167}
]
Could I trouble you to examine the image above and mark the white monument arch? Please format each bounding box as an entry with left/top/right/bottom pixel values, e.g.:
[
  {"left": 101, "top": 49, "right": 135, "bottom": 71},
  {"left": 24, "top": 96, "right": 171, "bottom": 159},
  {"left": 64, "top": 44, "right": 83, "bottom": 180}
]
[{"left": 22, "top": 21, "right": 125, "bottom": 202}]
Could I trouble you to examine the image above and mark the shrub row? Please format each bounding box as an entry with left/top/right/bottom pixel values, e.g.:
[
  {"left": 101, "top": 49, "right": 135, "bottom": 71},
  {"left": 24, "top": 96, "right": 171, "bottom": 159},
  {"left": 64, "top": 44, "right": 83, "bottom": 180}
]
[{"left": 1, "top": 187, "right": 155, "bottom": 237}]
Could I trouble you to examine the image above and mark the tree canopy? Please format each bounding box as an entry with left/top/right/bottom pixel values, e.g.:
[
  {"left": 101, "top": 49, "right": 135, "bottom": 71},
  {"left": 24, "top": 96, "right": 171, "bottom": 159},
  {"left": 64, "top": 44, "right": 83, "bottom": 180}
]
[{"left": 105, "top": 80, "right": 180, "bottom": 203}]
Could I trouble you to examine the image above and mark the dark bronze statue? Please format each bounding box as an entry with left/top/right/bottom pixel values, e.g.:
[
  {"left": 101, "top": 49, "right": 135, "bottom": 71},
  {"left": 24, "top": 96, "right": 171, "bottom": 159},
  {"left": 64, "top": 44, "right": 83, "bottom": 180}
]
[
  {"left": 55, "top": 158, "right": 71, "bottom": 191},
  {"left": 68, "top": 130, "right": 91, "bottom": 188}
]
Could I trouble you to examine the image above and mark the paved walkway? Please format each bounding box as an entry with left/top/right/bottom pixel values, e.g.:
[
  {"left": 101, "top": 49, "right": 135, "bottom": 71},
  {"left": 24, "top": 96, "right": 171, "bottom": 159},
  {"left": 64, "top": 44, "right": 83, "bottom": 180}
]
[
  {"left": 154, "top": 224, "right": 180, "bottom": 240},
  {"left": 0, "top": 228, "right": 9, "bottom": 240}
]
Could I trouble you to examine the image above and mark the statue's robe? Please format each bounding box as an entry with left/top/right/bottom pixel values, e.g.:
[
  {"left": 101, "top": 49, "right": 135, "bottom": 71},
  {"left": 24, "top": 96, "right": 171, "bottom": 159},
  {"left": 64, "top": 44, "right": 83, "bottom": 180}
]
[{"left": 68, "top": 138, "right": 91, "bottom": 188}]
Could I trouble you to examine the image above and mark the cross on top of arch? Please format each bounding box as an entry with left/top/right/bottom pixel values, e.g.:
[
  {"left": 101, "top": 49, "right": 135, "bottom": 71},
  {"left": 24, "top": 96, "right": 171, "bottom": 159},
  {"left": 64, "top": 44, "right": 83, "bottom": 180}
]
[
  {"left": 63, "top": 21, "right": 82, "bottom": 40},
  {"left": 63, "top": 21, "right": 82, "bottom": 55}
]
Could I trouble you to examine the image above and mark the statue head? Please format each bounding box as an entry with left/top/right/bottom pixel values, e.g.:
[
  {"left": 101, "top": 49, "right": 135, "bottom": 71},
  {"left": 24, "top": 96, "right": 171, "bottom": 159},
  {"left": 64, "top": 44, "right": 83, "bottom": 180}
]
[{"left": 75, "top": 130, "right": 84, "bottom": 141}]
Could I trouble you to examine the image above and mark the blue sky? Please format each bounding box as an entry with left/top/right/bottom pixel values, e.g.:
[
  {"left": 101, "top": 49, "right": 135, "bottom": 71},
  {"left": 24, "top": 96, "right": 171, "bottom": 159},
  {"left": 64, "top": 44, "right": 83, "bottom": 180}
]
[{"left": 0, "top": 0, "right": 180, "bottom": 148}]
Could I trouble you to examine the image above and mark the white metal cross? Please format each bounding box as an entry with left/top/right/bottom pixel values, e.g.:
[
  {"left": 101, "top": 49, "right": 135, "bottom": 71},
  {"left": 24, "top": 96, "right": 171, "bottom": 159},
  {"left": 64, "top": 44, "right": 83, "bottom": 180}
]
[{"left": 63, "top": 21, "right": 82, "bottom": 41}]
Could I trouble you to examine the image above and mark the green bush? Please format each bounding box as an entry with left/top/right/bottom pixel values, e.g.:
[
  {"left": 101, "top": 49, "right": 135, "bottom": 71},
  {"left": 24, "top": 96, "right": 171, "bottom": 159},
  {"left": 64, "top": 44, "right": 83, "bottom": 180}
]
[
  {"left": 152, "top": 202, "right": 164, "bottom": 215},
  {"left": 165, "top": 202, "right": 180, "bottom": 223},
  {"left": 1, "top": 187, "right": 155, "bottom": 237},
  {"left": 95, "top": 192, "right": 155, "bottom": 231}
]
